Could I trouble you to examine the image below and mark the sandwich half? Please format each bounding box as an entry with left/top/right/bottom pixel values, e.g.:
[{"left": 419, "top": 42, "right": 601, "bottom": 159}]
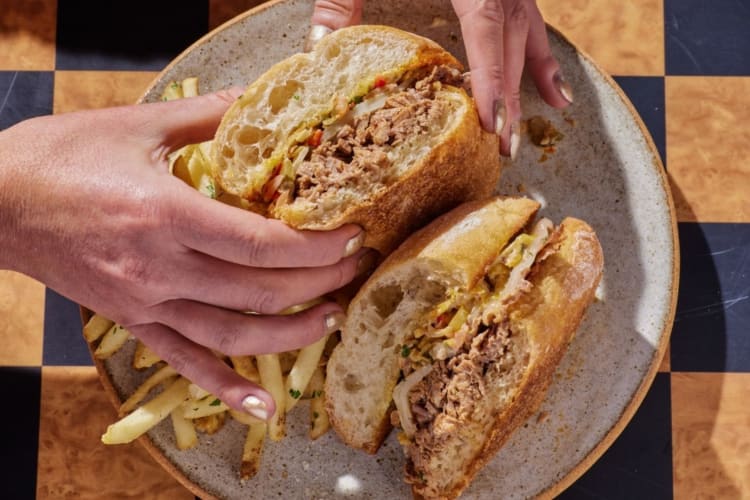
[
  {"left": 211, "top": 25, "right": 500, "bottom": 253},
  {"left": 325, "top": 196, "right": 604, "bottom": 498}
]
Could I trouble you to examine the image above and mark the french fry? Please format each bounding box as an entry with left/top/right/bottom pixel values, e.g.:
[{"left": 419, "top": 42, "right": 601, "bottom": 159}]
[
  {"left": 188, "top": 383, "right": 211, "bottom": 400},
  {"left": 102, "top": 377, "right": 190, "bottom": 445},
  {"left": 278, "top": 351, "right": 298, "bottom": 375},
  {"left": 256, "top": 354, "right": 286, "bottom": 441},
  {"left": 228, "top": 409, "right": 265, "bottom": 427},
  {"left": 132, "top": 340, "right": 161, "bottom": 369},
  {"left": 241, "top": 421, "right": 267, "bottom": 480},
  {"left": 231, "top": 356, "right": 261, "bottom": 384},
  {"left": 169, "top": 142, "right": 216, "bottom": 198},
  {"left": 161, "top": 80, "right": 183, "bottom": 101},
  {"left": 94, "top": 324, "right": 131, "bottom": 359},
  {"left": 119, "top": 364, "right": 178, "bottom": 416},
  {"left": 83, "top": 314, "right": 114, "bottom": 343},
  {"left": 170, "top": 408, "right": 198, "bottom": 450},
  {"left": 180, "top": 77, "right": 199, "bottom": 98},
  {"left": 193, "top": 412, "right": 227, "bottom": 434},
  {"left": 307, "top": 367, "right": 330, "bottom": 440},
  {"left": 181, "top": 396, "right": 229, "bottom": 419},
  {"left": 285, "top": 334, "right": 329, "bottom": 411}
]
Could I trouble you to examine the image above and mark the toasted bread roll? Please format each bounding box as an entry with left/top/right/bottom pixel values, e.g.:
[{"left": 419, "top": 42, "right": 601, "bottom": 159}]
[
  {"left": 325, "top": 197, "right": 604, "bottom": 499},
  {"left": 211, "top": 25, "right": 500, "bottom": 253}
]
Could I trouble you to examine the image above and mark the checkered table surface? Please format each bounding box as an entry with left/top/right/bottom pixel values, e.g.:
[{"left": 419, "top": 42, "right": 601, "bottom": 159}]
[{"left": 0, "top": 0, "right": 748, "bottom": 498}]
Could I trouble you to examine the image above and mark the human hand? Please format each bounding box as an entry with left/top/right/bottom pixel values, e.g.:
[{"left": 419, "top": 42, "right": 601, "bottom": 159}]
[
  {"left": 0, "top": 90, "right": 371, "bottom": 421},
  {"left": 305, "top": 0, "right": 572, "bottom": 158}
]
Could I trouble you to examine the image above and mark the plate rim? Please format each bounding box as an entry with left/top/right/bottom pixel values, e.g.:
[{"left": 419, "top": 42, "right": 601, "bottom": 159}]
[
  {"left": 533, "top": 23, "right": 680, "bottom": 500},
  {"left": 84, "top": 2, "right": 681, "bottom": 498}
]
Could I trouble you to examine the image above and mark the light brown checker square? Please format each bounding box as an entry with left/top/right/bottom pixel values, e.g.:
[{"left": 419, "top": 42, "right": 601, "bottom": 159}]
[
  {"left": 538, "top": 0, "right": 664, "bottom": 76},
  {"left": 209, "top": 0, "right": 269, "bottom": 30},
  {"left": 0, "top": 271, "right": 44, "bottom": 366},
  {"left": 666, "top": 76, "right": 750, "bottom": 223},
  {"left": 672, "top": 372, "right": 750, "bottom": 498},
  {"left": 0, "top": 0, "right": 57, "bottom": 71},
  {"left": 36, "top": 366, "right": 193, "bottom": 499},
  {"left": 658, "top": 344, "right": 670, "bottom": 372},
  {"left": 53, "top": 71, "right": 159, "bottom": 114}
]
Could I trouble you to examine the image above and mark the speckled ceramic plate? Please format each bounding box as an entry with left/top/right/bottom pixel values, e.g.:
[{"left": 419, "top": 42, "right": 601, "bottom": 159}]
[{"left": 90, "top": 0, "right": 679, "bottom": 498}]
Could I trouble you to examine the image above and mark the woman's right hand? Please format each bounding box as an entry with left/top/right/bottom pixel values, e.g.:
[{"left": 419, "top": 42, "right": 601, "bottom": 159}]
[{"left": 0, "top": 89, "right": 372, "bottom": 421}]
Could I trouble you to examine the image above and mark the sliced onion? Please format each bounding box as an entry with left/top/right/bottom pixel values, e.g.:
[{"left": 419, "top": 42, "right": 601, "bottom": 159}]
[
  {"left": 292, "top": 145, "right": 309, "bottom": 170},
  {"left": 499, "top": 218, "right": 554, "bottom": 302},
  {"left": 321, "top": 91, "right": 392, "bottom": 143},
  {"left": 350, "top": 92, "right": 389, "bottom": 119},
  {"left": 392, "top": 364, "right": 433, "bottom": 437}
]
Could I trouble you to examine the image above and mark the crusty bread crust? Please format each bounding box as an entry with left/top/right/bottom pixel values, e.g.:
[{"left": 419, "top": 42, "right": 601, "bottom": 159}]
[
  {"left": 409, "top": 217, "right": 604, "bottom": 499},
  {"left": 325, "top": 197, "right": 541, "bottom": 452},
  {"left": 210, "top": 25, "right": 501, "bottom": 254}
]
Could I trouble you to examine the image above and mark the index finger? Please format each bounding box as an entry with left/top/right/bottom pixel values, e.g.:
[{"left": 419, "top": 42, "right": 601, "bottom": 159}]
[
  {"left": 168, "top": 187, "right": 364, "bottom": 268},
  {"left": 451, "top": 0, "right": 506, "bottom": 135}
]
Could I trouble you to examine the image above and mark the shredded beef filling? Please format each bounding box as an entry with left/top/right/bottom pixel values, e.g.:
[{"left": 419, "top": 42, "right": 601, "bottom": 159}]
[
  {"left": 294, "top": 66, "right": 464, "bottom": 203},
  {"left": 403, "top": 320, "right": 516, "bottom": 485}
]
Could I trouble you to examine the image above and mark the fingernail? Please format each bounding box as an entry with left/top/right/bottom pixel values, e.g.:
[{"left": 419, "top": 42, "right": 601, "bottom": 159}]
[
  {"left": 509, "top": 121, "right": 521, "bottom": 161},
  {"left": 304, "top": 24, "right": 333, "bottom": 52},
  {"left": 494, "top": 99, "right": 507, "bottom": 135},
  {"left": 324, "top": 311, "right": 347, "bottom": 334},
  {"left": 242, "top": 395, "right": 269, "bottom": 421},
  {"left": 344, "top": 231, "right": 365, "bottom": 257},
  {"left": 356, "top": 249, "right": 378, "bottom": 277},
  {"left": 460, "top": 72, "right": 472, "bottom": 91},
  {"left": 554, "top": 71, "right": 574, "bottom": 104}
]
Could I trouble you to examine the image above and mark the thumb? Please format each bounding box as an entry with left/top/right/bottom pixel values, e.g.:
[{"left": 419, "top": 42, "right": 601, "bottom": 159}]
[
  {"left": 310, "top": 0, "right": 363, "bottom": 28},
  {"left": 140, "top": 87, "right": 243, "bottom": 151},
  {"left": 305, "top": 0, "right": 364, "bottom": 51}
]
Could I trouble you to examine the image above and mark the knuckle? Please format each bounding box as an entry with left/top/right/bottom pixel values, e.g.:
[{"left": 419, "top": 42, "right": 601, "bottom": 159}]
[
  {"left": 505, "top": 0, "right": 529, "bottom": 28},
  {"left": 475, "top": 0, "right": 504, "bottom": 24},
  {"left": 245, "top": 285, "right": 282, "bottom": 314},
  {"left": 205, "top": 89, "right": 238, "bottom": 107},
  {"left": 215, "top": 329, "right": 240, "bottom": 355},
  {"left": 483, "top": 63, "right": 506, "bottom": 85},
  {"left": 241, "top": 226, "right": 274, "bottom": 266},
  {"left": 119, "top": 254, "right": 153, "bottom": 288},
  {"left": 164, "top": 347, "right": 192, "bottom": 374},
  {"left": 332, "top": 260, "right": 354, "bottom": 289}
]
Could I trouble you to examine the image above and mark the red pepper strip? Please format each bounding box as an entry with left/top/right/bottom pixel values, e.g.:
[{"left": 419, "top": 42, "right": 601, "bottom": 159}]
[
  {"left": 434, "top": 312, "right": 452, "bottom": 329},
  {"left": 373, "top": 75, "right": 387, "bottom": 88},
  {"left": 307, "top": 129, "right": 323, "bottom": 148},
  {"left": 270, "top": 162, "right": 282, "bottom": 177}
]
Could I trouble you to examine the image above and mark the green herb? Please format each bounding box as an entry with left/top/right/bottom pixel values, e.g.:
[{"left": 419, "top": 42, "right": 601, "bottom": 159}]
[
  {"left": 162, "top": 96, "right": 168, "bottom": 101},
  {"left": 170, "top": 81, "right": 180, "bottom": 89},
  {"left": 205, "top": 182, "right": 216, "bottom": 199},
  {"left": 292, "top": 94, "right": 300, "bottom": 100},
  {"left": 400, "top": 345, "right": 411, "bottom": 358},
  {"left": 289, "top": 388, "right": 302, "bottom": 399},
  {"left": 349, "top": 95, "right": 363, "bottom": 104},
  {"left": 312, "top": 390, "right": 323, "bottom": 398},
  {"left": 209, "top": 398, "right": 221, "bottom": 406}
]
